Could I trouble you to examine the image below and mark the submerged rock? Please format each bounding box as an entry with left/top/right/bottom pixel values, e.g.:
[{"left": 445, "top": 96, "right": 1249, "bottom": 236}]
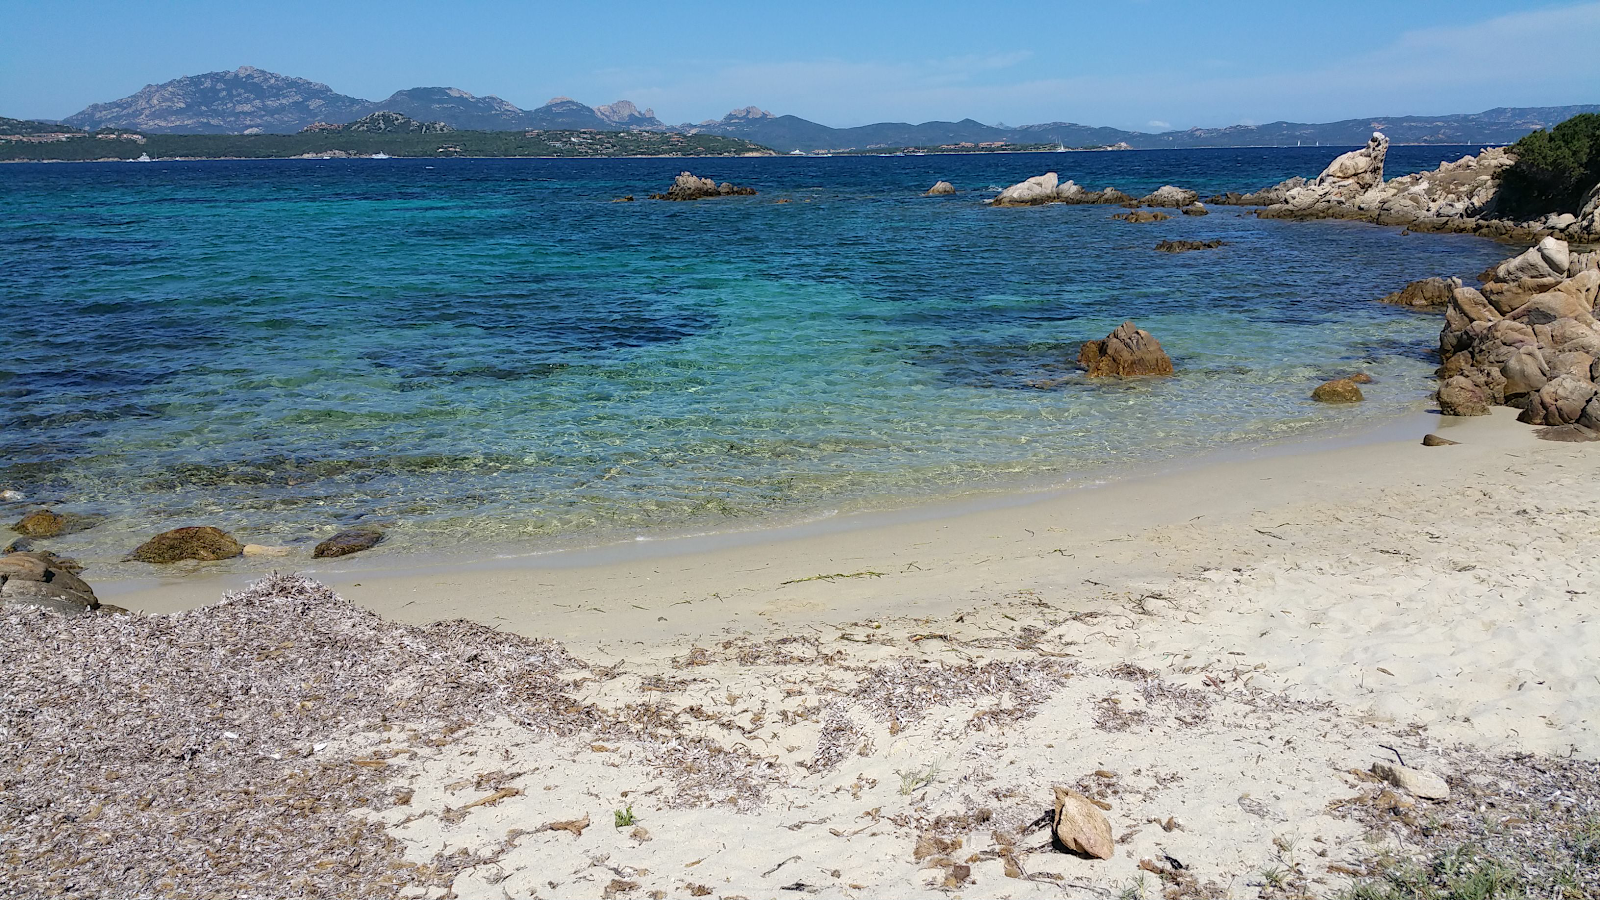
[
  {"left": 650, "top": 172, "right": 756, "bottom": 201},
  {"left": 1079, "top": 321, "right": 1174, "bottom": 377},
  {"left": 1312, "top": 379, "right": 1364, "bottom": 402},
  {"left": 12, "top": 509, "right": 66, "bottom": 538},
  {"left": 1113, "top": 209, "right": 1170, "bottom": 223},
  {"left": 1379, "top": 276, "right": 1461, "bottom": 309},
  {"left": 1154, "top": 239, "right": 1224, "bottom": 253},
  {"left": 926, "top": 180, "right": 956, "bottom": 195},
  {"left": 313, "top": 528, "right": 383, "bottom": 559},
  {"left": 1, "top": 550, "right": 103, "bottom": 615},
  {"left": 130, "top": 526, "right": 244, "bottom": 563}
]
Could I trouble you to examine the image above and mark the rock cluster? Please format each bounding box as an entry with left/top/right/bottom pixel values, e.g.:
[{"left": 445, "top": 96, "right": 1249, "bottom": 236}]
[
  {"left": 1220, "top": 134, "right": 1599, "bottom": 242},
  {"left": 1, "top": 550, "right": 106, "bottom": 616},
  {"left": 1379, "top": 276, "right": 1461, "bottom": 310},
  {"left": 990, "top": 173, "right": 1132, "bottom": 207},
  {"left": 650, "top": 172, "right": 757, "bottom": 201},
  {"left": 1113, "top": 210, "right": 1170, "bottom": 223},
  {"left": 1436, "top": 237, "right": 1600, "bottom": 426},
  {"left": 1079, "top": 321, "right": 1174, "bottom": 377},
  {"left": 1139, "top": 185, "right": 1199, "bottom": 208}
]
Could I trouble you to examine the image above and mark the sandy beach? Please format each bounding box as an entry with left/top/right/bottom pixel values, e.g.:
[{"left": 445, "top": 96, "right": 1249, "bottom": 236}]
[{"left": 12, "top": 405, "right": 1596, "bottom": 899}]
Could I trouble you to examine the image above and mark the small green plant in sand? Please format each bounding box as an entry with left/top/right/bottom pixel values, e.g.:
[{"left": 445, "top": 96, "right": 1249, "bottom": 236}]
[
  {"left": 1117, "top": 873, "right": 1151, "bottom": 900},
  {"left": 894, "top": 763, "right": 941, "bottom": 796},
  {"left": 613, "top": 805, "right": 636, "bottom": 829},
  {"left": 1340, "top": 846, "right": 1530, "bottom": 900}
]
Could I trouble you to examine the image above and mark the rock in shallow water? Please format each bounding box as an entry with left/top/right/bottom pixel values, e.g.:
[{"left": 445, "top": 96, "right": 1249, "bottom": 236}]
[
  {"left": 1311, "top": 379, "right": 1364, "bottom": 403},
  {"left": 131, "top": 526, "right": 243, "bottom": 563},
  {"left": 649, "top": 172, "right": 756, "bottom": 201},
  {"left": 12, "top": 509, "right": 66, "bottom": 538},
  {"left": 925, "top": 180, "right": 955, "bottom": 195},
  {"left": 1113, "top": 209, "right": 1170, "bottom": 223},
  {"left": 313, "top": 528, "right": 383, "bottom": 559},
  {"left": 1379, "top": 276, "right": 1460, "bottom": 309},
  {"left": 1079, "top": 321, "right": 1173, "bottom": 377},
  {"left": 1154, "top": 239, "right": 1224, "bottom": 253}
]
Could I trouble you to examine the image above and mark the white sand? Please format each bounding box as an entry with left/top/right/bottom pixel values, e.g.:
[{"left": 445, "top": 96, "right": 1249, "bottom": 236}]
[{"left": 101, "top": 408, "right": 1600, "bottom": 897}]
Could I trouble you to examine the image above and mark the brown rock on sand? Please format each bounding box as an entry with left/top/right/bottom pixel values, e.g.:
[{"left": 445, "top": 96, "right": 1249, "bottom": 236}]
[
  {"left": 130, "top": 526, "right": 244, "bottom": 563},
  {"left": 1053, "top": 786, "right": 1113, "bottom": 859},
  {"left": 1421, "top": 434, "right": 1459, "bottom": 446},
  {"left": 1, "top": 550, "right": 102, "bottom": 615},
  {"left": 1079, "top": 321, "right": 1174, "bottom": 377},
  {"left": 1311, "top": 379, "right": 1364, "bottom": 402}
]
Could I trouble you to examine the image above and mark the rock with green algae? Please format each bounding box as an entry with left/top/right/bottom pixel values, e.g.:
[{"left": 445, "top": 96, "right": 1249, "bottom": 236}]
[
  {"left": 130, "top": 526, "right": 243, "bottom": 563},
  {"left": 13, "top": 509, "right": 66, "bottom": 537},
  {"left": 1312, "top": 379, "right": 1364, "bottom": 402}
]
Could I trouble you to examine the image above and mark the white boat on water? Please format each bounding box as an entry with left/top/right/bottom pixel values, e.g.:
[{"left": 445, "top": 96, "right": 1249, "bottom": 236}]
[
  {"left": 135, "top": 153, "right": 152, "bottom": 162},
  {"left": 369, "top": 152, "right": 392, "bottom": 160}
]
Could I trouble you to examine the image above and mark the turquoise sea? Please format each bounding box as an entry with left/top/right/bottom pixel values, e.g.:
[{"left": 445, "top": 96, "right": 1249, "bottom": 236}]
[{"left": 2, "top": 148, "right": 1515, "bottom": 569}]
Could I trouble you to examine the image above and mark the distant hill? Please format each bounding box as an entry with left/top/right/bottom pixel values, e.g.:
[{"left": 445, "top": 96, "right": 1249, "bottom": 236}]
[
  {"left": 45, "top": 66, "right": 1599, "bottom": 150},
  {"left": 0, "top": 116, "right": 82, "bottom": 136},
  {"left": 59, "top": 67, "right": 667, "bottom": 135},
  {"left": 304, "top": 111, "right": 453, "bottom": 135}
]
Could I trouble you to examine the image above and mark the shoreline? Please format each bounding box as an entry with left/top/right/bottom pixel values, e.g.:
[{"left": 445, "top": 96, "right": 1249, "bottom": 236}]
[{"left": 95, "top": 402, "right": 1443, "bottom": 613}]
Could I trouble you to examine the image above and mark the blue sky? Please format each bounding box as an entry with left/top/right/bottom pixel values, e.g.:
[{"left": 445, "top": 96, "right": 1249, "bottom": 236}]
[{"left": 3, "top": 0, "right": 1598, "bottom": 129}]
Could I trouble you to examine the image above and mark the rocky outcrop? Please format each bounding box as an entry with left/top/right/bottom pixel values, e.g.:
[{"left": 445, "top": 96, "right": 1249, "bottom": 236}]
[
  {"left": 1181, "top": 203, "right": 1209, "bottom": 216},
  {"left": 1113, "top": 210, "right": 1170, "bottom": 223},
  {"left": 990, "top": 174, "right": 1137, "bottom": 207},
  {"left": 650, "top": 172, "right": 757, "bottom": 201},
  {"left": 313, "top": 528, "right": 383, "bottom": 559},
  {"left": 130, "top": 526, "right": 244, "bottom": 563},
  {"left": 1079, "top": 321, "right": 1174, "bottom": 377},
  {"left": 12, "top": 509, "right": 65, "bottom": 538},
  {"left": 926, "top": 181, "right": 955, "bottom": 195},
  {"left": 1436, "top": 238, "right": 1600, "bottom": 426},
  {"left": 1229, "top": 136, "right": 1599, "bottom": 242},
  {"left": 1155, "top": 239, "right": 1224, "bottom": 253},
  {"left": 1139, "top": 185, "right": 1199, "bottom": 208},
  {"left": 1379, "top": 276, "right": 1461, "bottom": 309},
  {"left": 1, "top": 551, "right": 104, "bottom": 615}
]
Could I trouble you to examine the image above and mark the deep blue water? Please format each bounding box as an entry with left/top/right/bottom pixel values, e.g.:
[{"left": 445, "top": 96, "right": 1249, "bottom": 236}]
[{"left": 0, "top": 147, "right": 1516, "bottom": 567}]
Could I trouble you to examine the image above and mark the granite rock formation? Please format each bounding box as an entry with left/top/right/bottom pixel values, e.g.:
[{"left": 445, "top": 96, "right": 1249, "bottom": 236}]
[
  {"left": 1079, "top": 321, "right": 1174, "bottom": 377},
  {"left": 650, "top": 172, "right": 758, "bottom": 200}
]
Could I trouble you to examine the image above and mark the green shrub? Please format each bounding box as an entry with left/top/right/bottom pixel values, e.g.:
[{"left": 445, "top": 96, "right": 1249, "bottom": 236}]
[{"left": 1499, "top": 113, "right": 1600, "bottom": 217}]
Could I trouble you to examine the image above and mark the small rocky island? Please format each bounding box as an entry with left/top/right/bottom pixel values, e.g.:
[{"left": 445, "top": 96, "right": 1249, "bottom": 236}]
[{"left": 651, "top": 172, "right": 758, "bottom": 200}]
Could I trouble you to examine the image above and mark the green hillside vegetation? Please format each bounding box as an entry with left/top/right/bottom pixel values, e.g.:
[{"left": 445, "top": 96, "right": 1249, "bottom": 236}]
[
  {"left": 0, "top": 116, "right": 83, "bottom": 136},
  {"left": 0, "top": 128, "right": 772, "bottom": 161},
  {"left": 1498, "top": 112, "right": 1600, "bottom": 216}
]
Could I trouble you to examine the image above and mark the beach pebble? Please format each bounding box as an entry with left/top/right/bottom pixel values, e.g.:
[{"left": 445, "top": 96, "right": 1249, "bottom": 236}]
[
  {"left": 1311, "top": 379, "right": 1364, "bottom": 403},
  {"left": 243, "top": 543, "right": 292, "bottom": 557},
  {"left": 130, "top": 526, "right": 244, "bottom": 563},
  {"left": 12, "top": 508, "right": 67, "bottom": 538},
  {"left": 1052, "top": 786, "right": 1114, "bottom": 859},
  {"left": 314, "top": 528, "right": 384, "bottom": 558},
  {"left": 1422, "top": 433, "right": 1459, "bottom": 446},
  {"left": 1372, "top": 761, "right": 1450, "bottom": 800}
]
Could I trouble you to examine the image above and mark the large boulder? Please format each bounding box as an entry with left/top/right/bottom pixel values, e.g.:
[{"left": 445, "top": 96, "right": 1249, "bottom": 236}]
[
  {"left": 1379, "top": 277, "right": 1460, "bottom": 310},
  {"left": 130, "top": 526, "right": 243, "bottom": 563},
  {"left": 1438, "top": 376, "right": 1491, "bottom": 416},
  {"left": 1, "top": 551, "right": 102, "bottom": 615},
  {"left": 1317, "top": 132, "right": 1389, "bottom": 191},
  {"left": 1498, "top": 236, "right": 1571, "bottom": 283},
  {"left": 925, "top": 181, "right": 955, "bottom": 196},
  {"left": 1079, "top": 321, "right": 1174, "bottom": 377},
  {"left": 650, "top": 172, "right": 756, "bottom": 201},
  {"left": 1520, "top": 375, "right": 1598, "bottom": 426},
  {"left": 993, "top": 172, "right": 1060, "bottom": 206},
  {"left": 1139, "top": 185, "right": 1199, "bottom": 208},
  {"left": 1311, "top": 379, "right": 1364, "bottom": 402}
]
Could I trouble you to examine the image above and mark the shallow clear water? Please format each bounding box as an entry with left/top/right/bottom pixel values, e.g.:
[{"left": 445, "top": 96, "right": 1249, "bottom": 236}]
[{"left": 1, "top": 147, "right": 1515, "bottom": 568}]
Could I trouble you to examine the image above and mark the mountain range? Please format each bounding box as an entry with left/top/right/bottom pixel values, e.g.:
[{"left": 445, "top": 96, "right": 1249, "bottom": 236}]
[{"left": 50, "top": 66, "right": 1600, "bottom": 151}]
